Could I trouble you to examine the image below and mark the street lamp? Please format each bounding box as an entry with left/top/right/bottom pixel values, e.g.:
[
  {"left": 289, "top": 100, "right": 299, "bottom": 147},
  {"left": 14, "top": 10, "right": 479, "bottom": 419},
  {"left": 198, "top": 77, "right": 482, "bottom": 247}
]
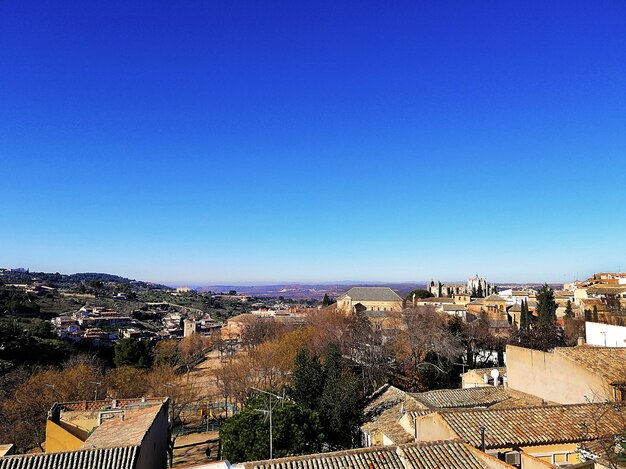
[{"left": 90, "top": 381, "right": 101, "bottom": 401}]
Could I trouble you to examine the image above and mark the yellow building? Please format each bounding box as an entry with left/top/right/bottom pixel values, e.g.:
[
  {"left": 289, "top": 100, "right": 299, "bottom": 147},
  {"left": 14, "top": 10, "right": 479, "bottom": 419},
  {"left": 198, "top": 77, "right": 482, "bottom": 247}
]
[{"left": 43, "top": 398, "right": 169, "bottom": 469}]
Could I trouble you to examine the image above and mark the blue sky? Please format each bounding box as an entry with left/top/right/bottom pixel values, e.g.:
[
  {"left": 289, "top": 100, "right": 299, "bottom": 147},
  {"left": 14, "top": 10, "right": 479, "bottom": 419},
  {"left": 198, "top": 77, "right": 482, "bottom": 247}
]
[{"left": 1, "top": 1, "right": 626, "bottom": 285}]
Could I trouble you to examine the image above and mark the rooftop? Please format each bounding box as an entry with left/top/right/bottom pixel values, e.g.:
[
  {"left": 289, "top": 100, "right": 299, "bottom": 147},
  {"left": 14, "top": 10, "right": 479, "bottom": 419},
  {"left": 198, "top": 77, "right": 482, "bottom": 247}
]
[
  {"left": 237, "top": 440, "right": 514, "bottom": 469},
  {"left": 417, "top": 403, "right": 625, "bottom": 449},
  {"left": 410, "top": 386, "right": 510, "bottom": 409},
  {"left": 0, "top": 446, "right": 139, "bottom": 469},
  {"left": 587, "top": 285, "right": 626, "bottom": 295},
  {"left": 338, "top": 287, "right": 403, "bottom": 302},
  {"left": 80, "top": 404, "right": 164, "bottom": 449},
  {"left": 484, "top": 294, "right": 506, "bottom": 302},
  {"left": 554, "top": 346, "right": 626, "bottom": 384}
]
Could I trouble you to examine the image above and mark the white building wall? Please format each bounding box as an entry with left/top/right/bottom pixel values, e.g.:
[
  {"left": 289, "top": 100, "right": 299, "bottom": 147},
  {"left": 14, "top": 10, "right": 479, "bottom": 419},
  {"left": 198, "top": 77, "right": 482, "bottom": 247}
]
[{"left": 585, "top": 321, "right": 626, "bottom": 347}]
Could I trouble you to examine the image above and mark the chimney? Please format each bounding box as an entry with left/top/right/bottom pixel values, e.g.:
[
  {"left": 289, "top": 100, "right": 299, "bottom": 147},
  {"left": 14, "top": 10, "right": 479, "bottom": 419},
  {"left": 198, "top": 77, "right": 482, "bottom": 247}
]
[{"left": 577, "top": 336, "right": 585, "bottom": 346}]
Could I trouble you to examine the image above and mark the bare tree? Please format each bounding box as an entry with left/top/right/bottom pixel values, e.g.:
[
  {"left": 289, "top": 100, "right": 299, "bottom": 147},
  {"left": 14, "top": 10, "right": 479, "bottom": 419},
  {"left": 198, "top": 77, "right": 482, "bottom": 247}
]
[{"left": 391, "top": 306, "right": 463, "bottom": 391}]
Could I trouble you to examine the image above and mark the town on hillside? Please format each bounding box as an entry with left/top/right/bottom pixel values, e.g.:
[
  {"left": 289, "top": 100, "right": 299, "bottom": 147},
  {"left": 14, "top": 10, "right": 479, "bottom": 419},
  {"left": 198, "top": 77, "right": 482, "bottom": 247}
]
[{"left": 1, "top": 269, "right": 625, "bottom": 468}]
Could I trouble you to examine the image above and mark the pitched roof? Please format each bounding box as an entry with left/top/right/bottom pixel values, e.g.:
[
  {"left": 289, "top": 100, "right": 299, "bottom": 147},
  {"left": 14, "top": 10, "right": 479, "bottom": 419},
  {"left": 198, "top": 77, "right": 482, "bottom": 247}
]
[
  {"left": 362, "top": 385, "right": 425, "bottom": 445},
  {"left": 411, "top": 386, "right": 509, "bottom": 409},
  {"left": 0, "top": 446, "right": 139, "bottom": 469},
  {"left": 80, "top": 404, "right": 163, "bottom": 449},
  {"left": 586, "top": 285, "right": 626, "bottom": 295},
  {"left": 484, "top": 294, "right": 506, "bottom": 302},
  {"left": 400, "top": 441, "right": 510, "bottom": 469},
  {"left": 237, "top": 440, "right": 514, "bottom": 469},
  {"left": 417, "top": 297, "right": 455, "bottom": 304},
  {"left": 238, "top": 445, "right": 404, "bottom": 469},
  {"left": 428, "top": 403, "right": 625, "bottom": 449},
  {"left": 338, "top": 287, "right": 402, "bottom": 302},
  {"left": 554, "top": 346, "right": 626, "bottom": 384}
]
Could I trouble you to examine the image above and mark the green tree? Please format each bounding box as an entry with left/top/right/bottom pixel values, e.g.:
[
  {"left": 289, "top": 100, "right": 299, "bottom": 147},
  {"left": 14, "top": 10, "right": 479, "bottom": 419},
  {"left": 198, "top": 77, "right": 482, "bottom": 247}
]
[
  {"left": 520, "top": 299, "right": 529, "bottom": 331},
  {"left": 290, "top": 349, "right": 324, "bottom": 410},
  {"left": 317, "top": 345, "right": 363, "bottom": 449},
  {"left": 405, "top": 289, "right": 434, "bottom": 302},
  {"left": 592, "top": 305, "right": 599, "bottom": 322},
  {"left": 321, "top": 294, "right": 333, "bottom": 307},
  {"left": 564, "top": 300, "right": 575, "bottom": 319},
  {"left": 536, "top": 284, "right": 557, "bottom": 324},
  {"left": 113, "top": 338, "right": 152, "bottom": 368},
  {"left": 220, "top": 396, "right": 323, "bottom": 462}
]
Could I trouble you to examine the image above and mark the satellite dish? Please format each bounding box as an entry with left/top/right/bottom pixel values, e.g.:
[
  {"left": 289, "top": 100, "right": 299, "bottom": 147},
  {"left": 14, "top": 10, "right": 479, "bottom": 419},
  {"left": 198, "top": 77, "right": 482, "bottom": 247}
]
[{"left": 491, "top": 369, "right": 500, "bottom": 384}]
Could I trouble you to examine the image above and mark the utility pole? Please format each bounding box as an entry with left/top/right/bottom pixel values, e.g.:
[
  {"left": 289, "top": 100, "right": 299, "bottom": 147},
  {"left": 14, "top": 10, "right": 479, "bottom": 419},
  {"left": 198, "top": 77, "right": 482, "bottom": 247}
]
[{"left": 251, "top": 387, "right": 283, "bottom": 460}]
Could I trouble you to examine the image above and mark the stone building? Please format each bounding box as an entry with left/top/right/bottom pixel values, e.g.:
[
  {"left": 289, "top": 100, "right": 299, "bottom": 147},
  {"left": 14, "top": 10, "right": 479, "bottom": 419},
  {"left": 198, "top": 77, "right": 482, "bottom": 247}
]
[
  {"left": 427, "top": 275, "right": 495, "bottom": 298},
  {"left": 336, "top": 287, "right": 404, "bottom": 314}
]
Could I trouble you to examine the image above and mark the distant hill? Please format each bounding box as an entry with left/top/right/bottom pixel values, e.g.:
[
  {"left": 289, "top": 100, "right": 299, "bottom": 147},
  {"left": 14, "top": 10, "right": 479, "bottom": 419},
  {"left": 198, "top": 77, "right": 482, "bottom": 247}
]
[
  {"left": 0, "top": 270, "right": 171, "bottom": 290},
  {"left": 197, "top": 282, "right": 427, "bottom": 300}
]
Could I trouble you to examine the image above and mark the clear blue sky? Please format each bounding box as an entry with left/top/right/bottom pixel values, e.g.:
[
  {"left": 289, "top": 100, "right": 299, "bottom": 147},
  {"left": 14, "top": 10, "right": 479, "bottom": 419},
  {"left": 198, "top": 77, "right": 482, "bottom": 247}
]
[{"left": 1, "top": 1, "right": 625, "bottom": 285}]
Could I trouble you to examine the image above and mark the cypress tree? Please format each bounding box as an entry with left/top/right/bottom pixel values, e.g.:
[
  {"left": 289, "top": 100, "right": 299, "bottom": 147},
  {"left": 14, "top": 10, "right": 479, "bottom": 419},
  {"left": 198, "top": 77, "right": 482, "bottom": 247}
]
[
  {"left": 564, "top": 300, "right": 574, "bottom": 319},
  {"left": 536, "top": 284, "right": 557, "bottom": 324},
  {"left": 520, "top": 299, "right": 528, "bottom": 331},
  {"left": 592, "top": 305, "right": 599, "bottom": 322}
]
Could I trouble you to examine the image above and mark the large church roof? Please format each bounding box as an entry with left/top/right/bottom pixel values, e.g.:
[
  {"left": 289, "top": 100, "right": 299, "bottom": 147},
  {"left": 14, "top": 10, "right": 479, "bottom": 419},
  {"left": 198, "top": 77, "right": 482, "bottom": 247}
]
[{"left": 338, "top": 287, "right": 403, "bottom": 302}]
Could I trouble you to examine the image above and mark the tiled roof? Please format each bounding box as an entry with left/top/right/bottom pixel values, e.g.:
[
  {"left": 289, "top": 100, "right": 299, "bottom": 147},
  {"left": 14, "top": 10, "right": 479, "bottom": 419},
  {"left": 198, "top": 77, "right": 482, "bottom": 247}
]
[
  {"left": 237, "top": 440, "right": 514, "bottom": 469},
  {"left": 508, "top": 303, "right": 522, "bottom": 312},
  {"left": 432, "top": 403, "right": 625, "bottom": 449},
  {"left": 0, "top": 446, "right": 139, "bottom": 469},
  {"left": 338, "top": 287, "right": 403, "bottom": 302},
  {"left": 484, "top": 294, "right": 506, "bottom": 302},
  {"left": 400, "top": 441, "right": 507, "bottom": 469},
  {"left": 239, "top": 445, "right": 404, "bottom": 469},
  {"left": 362, "top": 385, "right": 427, "bottom": 445},
  {"left": 411, "top": 386, "right": 509, "bottom": 409},
  {"left": 554, "top": 346, "right": 626, "bottom": 384},
  {"left": 489, "top": 388, "right": 551, "bottom": 409},
  {"left": 464, "top": 366, "right": 506, "bottom": 376},
  {"left": 418, "top": 298, "right": 455, "bottom": 303},
  {"left": 80, "top": 404, "right": 163, "bottom": 449},
  {"left": 586, "top": 285, "right": 626, "bottom": 295}
]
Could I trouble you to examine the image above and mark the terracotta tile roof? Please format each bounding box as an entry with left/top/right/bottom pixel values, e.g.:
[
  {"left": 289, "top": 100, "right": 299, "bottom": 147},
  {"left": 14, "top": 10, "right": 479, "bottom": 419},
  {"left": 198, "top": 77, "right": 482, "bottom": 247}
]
[
  {"left": 587, "top": 285, "right": 626, "bottom": 295},
  {"left": 0, "top": 446, "right": 139, "bottom": 469},
  {"left": 410, "top": 386, "right": 509, "bottom": 409},
  {"left": 362, "top": 401, "right": 422, "bottom": 445},
  {"left": 554, "top": 346, "right": 626, "bottom": 384},
  {"left": 400, "top": 440, "right": 510, "bottom": 469},
  {"left": 418, "top": 297, "right": 455, "bottom": 303},
  {"left": 239, "top": 445, "right": 404, "bottom": 469},
  {"left": 430, "top": 403, "right": 625, "bottom": 449},
  {"left": 238, "top": 440, "right": 514, "bottom": 469},
  {"left": 484, "top": 294, "right": 506, "bottom": 302},
  {"left": 364, "top": 385, "right": 422, "bottom": 418},
  {"left": 489, "top": 388, "right": 551, "bottom": 408},
  {"left": 79, "top": 403, "right": 164, "bottom": 449}
]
